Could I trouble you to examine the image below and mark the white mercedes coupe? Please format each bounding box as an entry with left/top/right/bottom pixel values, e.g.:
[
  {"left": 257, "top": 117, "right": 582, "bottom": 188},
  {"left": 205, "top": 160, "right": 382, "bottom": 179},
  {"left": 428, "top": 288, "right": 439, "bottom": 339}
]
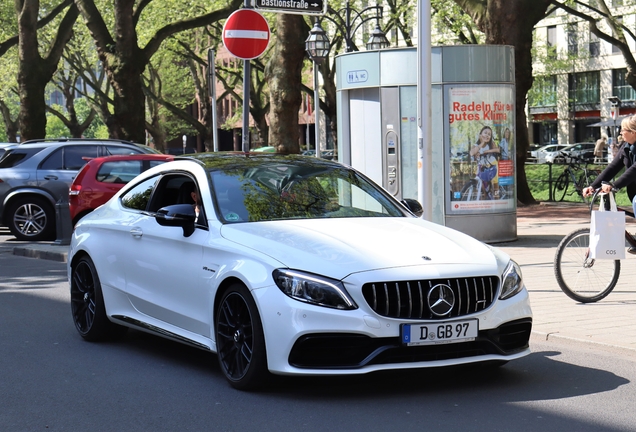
[{"left": 68, "top": 153, "right": 532, "bottom": 390}]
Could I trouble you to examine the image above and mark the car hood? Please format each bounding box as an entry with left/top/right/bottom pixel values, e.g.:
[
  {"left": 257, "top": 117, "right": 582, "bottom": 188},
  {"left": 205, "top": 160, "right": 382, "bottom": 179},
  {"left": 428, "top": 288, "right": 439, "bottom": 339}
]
[{"left": 220, "top": 218, "right": 497, "bottom": 279}]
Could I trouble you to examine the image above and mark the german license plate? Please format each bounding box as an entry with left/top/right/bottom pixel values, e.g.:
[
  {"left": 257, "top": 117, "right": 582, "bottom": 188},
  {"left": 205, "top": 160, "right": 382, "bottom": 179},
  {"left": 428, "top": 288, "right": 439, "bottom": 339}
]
[{"left": 401, "top": 319, "right": 478, "bottom": 346}]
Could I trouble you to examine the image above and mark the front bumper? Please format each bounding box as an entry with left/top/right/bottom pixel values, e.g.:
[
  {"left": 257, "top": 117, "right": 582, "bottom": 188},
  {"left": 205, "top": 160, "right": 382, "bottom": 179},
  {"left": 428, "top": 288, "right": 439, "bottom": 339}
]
[
  {"left": 288, "top": 318, "right": 531, "bottom": 369},
  {"left": 253, "top": 283, "right": 532, "bottom": 376}
]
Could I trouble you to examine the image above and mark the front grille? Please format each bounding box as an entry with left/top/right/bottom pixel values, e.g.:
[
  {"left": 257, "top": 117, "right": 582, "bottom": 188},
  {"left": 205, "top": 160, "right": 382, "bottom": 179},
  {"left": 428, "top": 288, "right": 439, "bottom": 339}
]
[{"left": 361, "top": 276, "right": 499, "bottom": 319}]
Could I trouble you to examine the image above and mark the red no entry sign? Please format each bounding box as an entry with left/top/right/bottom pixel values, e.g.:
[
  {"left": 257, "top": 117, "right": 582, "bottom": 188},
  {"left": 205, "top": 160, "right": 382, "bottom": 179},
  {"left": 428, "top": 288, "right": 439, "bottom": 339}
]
[{"left": 222, "top": 9, "right": 270, "bottom": 60}]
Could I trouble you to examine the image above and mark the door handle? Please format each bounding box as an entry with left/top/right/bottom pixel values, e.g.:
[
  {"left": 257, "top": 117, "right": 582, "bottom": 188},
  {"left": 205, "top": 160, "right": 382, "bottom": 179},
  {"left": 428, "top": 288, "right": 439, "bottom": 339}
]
[
  {"left": 130, "top": 227, "right": 143, "bottom": 238},
  {"left": 44, "top": 175, "right": 58, "bottom": 180}
]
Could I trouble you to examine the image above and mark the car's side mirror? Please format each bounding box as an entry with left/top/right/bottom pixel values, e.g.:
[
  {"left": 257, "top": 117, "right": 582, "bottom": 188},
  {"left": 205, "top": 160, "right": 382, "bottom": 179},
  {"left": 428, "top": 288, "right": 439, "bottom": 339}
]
[
  {"left": 155, "top": 204, "right": 196, "bottom": 237},
  {"left": 401, "top": 198, "right": 424, "bottom": 217}
]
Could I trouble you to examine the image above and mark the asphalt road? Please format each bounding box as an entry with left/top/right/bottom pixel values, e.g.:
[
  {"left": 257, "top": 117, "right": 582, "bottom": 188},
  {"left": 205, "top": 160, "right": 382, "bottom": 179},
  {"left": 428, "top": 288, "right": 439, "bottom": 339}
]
[{"left": 2, "top": 237, "right": 636, "bottom": 431}]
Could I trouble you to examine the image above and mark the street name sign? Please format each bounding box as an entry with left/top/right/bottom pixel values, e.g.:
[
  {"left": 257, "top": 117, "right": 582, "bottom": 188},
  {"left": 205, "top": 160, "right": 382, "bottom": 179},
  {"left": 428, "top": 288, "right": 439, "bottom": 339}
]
[
  {"left": 253, "top": 0, "right": 326, "bottom": 16},
  {"left": 222, "top": 9, "right": 270, "bottom": 60}
]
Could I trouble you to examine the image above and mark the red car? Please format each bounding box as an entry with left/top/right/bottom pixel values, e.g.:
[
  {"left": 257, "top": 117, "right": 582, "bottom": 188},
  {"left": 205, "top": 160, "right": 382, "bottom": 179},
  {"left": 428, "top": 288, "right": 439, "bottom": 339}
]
[{"left": 69, "top": 154, "right": 173, "bottom": 225}]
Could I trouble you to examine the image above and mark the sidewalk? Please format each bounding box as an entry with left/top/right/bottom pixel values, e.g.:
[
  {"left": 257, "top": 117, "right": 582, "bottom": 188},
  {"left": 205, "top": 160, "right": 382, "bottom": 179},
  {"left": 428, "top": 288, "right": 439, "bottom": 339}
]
[
  {"left": 8, "top": 202, "right": 636, "bottom": 354},
  {"left": 501, "top": 202, "right": 636, "bottom": 354}
]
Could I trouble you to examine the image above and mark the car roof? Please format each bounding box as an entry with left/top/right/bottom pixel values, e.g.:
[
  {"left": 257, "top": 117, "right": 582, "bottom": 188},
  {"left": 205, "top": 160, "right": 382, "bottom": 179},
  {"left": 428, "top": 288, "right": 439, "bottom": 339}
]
[
  {"left": 85, "top": 154, "right": 174, "bottom": 165},
  {"left": 17, "top": 138, "right": 142, "bottom": 149},
  {"left": 179, "top": 152, "right": 343, "bottom": 171}
]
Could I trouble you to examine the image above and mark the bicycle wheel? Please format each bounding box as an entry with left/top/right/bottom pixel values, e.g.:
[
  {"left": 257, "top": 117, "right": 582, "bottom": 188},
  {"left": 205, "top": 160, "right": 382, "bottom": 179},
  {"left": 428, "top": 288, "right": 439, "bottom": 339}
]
[
  {"left": 554, "top": 227, "right": 620, "bottom": 303},
  {"left": 460, "top": 179, "right": 478, "bottom": 201},
  {"left": 553, "top": 172, "right": 569, "bottom": 202},
  {"left": 586, "top": 169, "right": 600, "bottom": 186}
]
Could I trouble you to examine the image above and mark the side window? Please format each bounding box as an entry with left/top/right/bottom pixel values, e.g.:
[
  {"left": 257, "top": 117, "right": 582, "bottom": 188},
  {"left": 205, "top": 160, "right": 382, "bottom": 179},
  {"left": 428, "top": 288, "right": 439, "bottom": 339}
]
[
  {"left": 97, "top": 161, "right": 143, "bottom": 184},
  {"left": 105, "top": 145, "right": 142, "bottom": 155},
  {"left": 148, "top": 160, "right": 168, "bottom": 169},
  {"left": 39, "top": 148, "right": 64, "bottom": 170},
  {"left": 121, "top": 176, "right": 159, "bottom": 211},
  {"left": 64, "top": 145, "right": 99, "bottom": 170}
]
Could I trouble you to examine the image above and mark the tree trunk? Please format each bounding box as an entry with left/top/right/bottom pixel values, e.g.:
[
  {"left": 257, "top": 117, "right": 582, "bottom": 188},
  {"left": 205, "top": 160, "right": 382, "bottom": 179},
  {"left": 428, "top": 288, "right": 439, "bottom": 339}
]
[
  {"left": 16, "top": 0, "right": 78, "bottom": 141},
  {"left": 0, "top": 101, "right": 19, "bottom": 142},
  {"left": 265, "top": 15, "right": 308, "bottom": 154}
]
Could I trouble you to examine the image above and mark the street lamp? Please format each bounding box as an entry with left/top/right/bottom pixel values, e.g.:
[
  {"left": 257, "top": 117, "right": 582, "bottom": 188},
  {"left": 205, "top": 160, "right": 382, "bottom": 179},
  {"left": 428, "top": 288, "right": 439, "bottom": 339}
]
[
  {"left": 322, "top": 0, "right": 389, "bottom": 53},
  {"left": 305, "top": 22, "right": 330, "bottom": 158},
  {"left": 366, "top": 24, "right": 390, "bottom": 51}
]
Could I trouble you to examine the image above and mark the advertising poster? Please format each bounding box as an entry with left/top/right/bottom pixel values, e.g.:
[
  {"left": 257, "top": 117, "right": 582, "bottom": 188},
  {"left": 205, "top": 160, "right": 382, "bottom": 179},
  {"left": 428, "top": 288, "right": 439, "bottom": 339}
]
[{"left": 447, "top": 85, "right": 515, "bottom": 213}]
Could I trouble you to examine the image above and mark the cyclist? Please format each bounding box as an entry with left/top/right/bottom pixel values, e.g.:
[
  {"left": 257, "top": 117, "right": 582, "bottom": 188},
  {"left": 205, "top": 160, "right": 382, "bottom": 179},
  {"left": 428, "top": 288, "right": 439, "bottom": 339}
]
[{"left": 583, "top": 115, "right": 636, "bottom": 253}]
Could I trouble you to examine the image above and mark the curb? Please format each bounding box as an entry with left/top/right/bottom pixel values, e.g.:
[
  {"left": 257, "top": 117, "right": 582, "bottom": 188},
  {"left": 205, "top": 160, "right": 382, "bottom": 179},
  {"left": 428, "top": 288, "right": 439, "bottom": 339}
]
[
  {"left": 13, "top": 245, "right": 68, "bottom": 263},
  {"left": 532, "top": 331, "right": 636, "bottom": 357}
]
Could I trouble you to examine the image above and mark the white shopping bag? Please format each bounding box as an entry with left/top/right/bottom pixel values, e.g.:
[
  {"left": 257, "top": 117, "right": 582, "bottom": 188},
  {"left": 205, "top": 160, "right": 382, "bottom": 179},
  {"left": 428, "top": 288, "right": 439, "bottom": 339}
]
[{"left": 589, "top": 193, "right": 625, "bottom": 260}]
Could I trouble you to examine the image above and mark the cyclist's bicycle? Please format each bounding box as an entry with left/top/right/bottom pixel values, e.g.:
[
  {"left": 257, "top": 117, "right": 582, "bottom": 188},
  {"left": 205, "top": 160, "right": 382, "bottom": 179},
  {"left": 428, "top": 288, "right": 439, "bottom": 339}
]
[
  {"left": 553, "top": 190, "right": 636, "bottom": 303},
  {"left": 551, "top": 153, "right": 601, "bottom": 203}
]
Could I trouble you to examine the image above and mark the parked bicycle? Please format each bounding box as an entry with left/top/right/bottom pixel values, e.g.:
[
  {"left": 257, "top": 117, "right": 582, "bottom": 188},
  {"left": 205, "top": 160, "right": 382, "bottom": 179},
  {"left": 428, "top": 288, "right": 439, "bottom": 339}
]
[
  {"left": 553, "top": 190, "right": 636, "bottom": 302},
  {"left": 551, "top": 153, "right": 601, "bottom": 203}
]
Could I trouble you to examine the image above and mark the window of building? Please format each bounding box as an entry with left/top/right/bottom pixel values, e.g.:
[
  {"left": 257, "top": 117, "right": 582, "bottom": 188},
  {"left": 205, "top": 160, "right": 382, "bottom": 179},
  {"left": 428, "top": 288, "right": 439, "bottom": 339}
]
[
  {"left": 612, "top": 68, "right": 636, "bottom": 102},
  {"left": 547, "top": 26, "right": 557, "bottom": 60},
  {"left": 612, "top": 17, "right": 622, "bottom": 54},
  {"left": 569, "top": 71, "right": 600, "bottom": 105},
  {"left": 589, "top": 28, "right": 600, "bottom": 57},
  {"left": 567, "top": 23, "right": 578, "bottom": 56},
  {"left": 529, "top": 75, "right": 557, "bottom": 107}
]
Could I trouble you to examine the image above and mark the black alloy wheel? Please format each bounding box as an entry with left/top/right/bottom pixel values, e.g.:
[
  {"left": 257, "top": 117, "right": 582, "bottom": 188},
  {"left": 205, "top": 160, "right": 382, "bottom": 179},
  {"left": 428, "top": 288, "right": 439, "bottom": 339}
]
[
  {"left": 70, "top": 256, "right": 127, "bottom": 341},
  {"left": 215, "top": 283, "right": 268, "bottom": 390}
]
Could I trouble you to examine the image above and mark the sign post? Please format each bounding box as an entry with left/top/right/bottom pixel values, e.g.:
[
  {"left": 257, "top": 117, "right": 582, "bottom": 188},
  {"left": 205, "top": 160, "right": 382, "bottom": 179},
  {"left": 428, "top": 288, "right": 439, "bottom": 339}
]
[{"left": 222, "top": 8, "right": 270, "bottom": 152}]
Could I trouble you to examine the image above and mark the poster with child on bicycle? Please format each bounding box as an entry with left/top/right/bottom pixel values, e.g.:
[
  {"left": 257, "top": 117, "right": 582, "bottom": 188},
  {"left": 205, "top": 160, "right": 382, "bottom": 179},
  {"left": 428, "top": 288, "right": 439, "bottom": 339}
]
[{"left": 448, "top": 85, "right": 516, "bottom": 213}]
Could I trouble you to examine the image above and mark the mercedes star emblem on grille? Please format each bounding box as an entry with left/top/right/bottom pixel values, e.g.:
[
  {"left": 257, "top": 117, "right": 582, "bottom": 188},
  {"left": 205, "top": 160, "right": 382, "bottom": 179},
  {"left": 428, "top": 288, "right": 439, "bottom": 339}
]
[{"left": 427, "top": 284, "right": 455, "bottom": 316}]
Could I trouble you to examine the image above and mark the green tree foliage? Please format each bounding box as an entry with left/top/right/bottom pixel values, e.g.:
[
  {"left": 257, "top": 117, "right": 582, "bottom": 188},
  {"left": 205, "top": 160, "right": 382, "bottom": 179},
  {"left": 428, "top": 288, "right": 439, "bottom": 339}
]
[{"left": 74, "top": 0, "right": 242, "bottom": 144}]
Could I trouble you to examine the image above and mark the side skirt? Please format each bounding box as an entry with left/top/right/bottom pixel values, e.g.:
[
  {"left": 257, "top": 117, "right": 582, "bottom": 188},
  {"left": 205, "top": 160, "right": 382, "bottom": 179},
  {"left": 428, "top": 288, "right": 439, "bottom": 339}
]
[{"left": 112, "top": 314, "right": 212, "bottom": 352}]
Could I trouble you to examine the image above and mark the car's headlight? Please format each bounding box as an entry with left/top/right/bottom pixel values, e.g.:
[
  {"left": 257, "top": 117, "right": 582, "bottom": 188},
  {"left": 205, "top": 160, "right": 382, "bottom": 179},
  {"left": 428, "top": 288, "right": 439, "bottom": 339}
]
[
  {"left": 499, "top": 260, "right": 524, "bottom": 300},
  {"left": 273, "top": 269, "right": 357, "bottom": 310}
]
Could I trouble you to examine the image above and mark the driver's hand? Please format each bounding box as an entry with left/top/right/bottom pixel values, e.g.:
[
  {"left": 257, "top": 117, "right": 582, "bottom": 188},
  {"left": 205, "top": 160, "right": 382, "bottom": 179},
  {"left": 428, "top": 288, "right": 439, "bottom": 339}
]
[{"left": 582, "top": 186, "right": 594, "bottom": 197}]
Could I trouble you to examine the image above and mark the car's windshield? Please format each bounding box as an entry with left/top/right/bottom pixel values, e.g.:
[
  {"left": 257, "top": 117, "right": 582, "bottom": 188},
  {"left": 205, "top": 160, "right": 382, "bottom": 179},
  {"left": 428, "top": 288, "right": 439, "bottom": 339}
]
[{"left": 209, "top": 161, "right": 406, "bottom": 223}]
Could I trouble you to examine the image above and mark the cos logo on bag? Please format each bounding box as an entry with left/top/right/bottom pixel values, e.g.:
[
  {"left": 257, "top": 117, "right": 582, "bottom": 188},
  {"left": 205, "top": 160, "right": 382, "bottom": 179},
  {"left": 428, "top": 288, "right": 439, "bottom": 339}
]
[{"left": 606, "top": 250, "right": 617, "bottom": 255}]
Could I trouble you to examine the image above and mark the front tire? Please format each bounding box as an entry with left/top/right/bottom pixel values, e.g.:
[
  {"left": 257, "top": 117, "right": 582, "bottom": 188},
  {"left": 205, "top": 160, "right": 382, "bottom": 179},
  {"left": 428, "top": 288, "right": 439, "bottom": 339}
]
[
  {"left": 70, "top": 256, "right": 127, "bottom": 341},
  {"left": 215, "top": 283, "right": 268, "bottom": 390},
  {"left": 7, "top": 196, "right": 55, "bottom": 241},
  {"left": 554, "top": 228, "right": 620, "bottom": 303}
]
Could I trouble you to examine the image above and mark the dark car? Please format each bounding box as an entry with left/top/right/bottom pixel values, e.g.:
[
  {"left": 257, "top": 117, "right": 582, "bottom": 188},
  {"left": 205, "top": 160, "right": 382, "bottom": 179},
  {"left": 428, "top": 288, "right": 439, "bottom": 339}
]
[
  {"left": 0, "top": 138, "right": 154, "bottom": 240},
  {"left": 69, "top": 154, "right": 173, "bottom": 226}
]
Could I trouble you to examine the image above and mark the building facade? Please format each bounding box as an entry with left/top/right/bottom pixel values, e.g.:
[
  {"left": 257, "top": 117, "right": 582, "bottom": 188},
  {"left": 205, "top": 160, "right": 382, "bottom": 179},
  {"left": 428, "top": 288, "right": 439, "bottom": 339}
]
[{"left": 530, "top": 2, "right": 636, "bottom": 147}]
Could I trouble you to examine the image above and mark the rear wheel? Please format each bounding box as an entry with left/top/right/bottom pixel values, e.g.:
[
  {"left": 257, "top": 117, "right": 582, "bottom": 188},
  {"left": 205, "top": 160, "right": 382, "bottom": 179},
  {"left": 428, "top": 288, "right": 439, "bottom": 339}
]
[
  {"left": 553, "top": 172, "right": 569, "bottom": 202},
  {"left": 215, "top": 283, "right": 268, "bottom": 390},
  {"left": 7, "top": 196, "right": 55, "bottom": 241},
  {"left": 70, "top": 255, "right": 128, "bottom": 341},
  {"left": 554, "top": 228, "right": 620, "bottom": 303}
]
